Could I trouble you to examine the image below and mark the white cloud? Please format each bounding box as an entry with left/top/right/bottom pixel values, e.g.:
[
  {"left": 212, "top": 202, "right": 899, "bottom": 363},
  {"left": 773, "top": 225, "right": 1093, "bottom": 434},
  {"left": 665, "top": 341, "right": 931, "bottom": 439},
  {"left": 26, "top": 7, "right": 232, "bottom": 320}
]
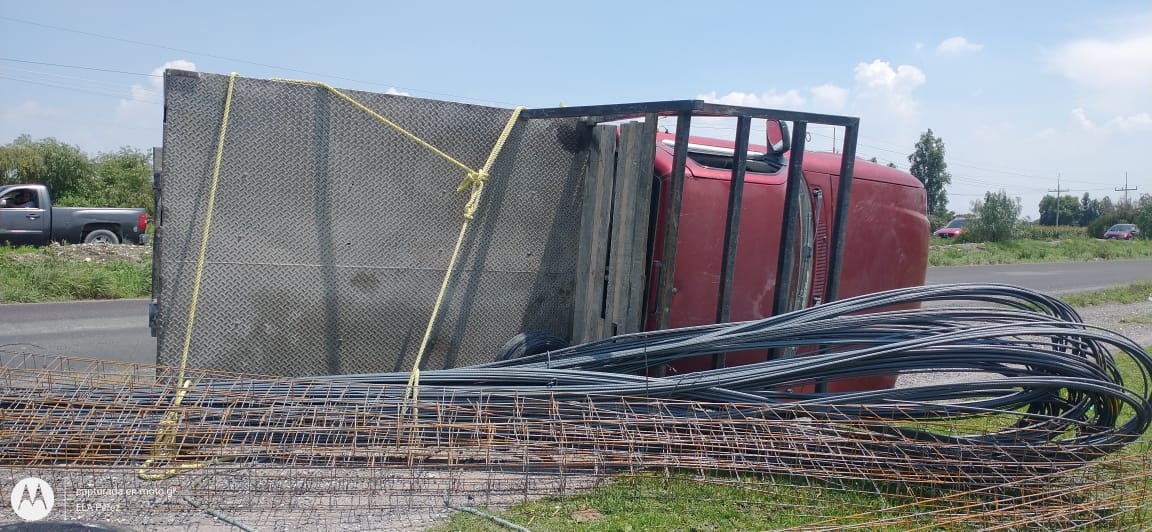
[
  {"left": 1107, "top": 112, "right": 1152, "bottom": 130},
  {"left": 116, "top": 60, "right": 196, "bottom": 128},
  {"left": 385, "top": 87, "right": 410, "bottom": 96},
  {"left": 1051, "top": 33, "right": 1152, "bottom": 93},
  {"left": 698, "top": 84, "right": 850, "bottom": 113},
  {"left": 853, "top": 60, "right": 926, "bottom": 117},
  {"left": 1, "top": 101, "right": 64, "bottom": 124},
  {"left": 1071, "top": 107, "right": 1097, "bottom": 130},
  {"left": 809, "top": 84, "right": 849, "bottom": 110},
  {"left": 0, "top": 101, "right": 67, "bottom": 144},
  {"left": 937, "top": 36, "right": 984, "bottom": 54},
  {"left": 698, "top": 89, "right": 806, "bottom": 108},
  {"left": 1071, "top": 107, "right": 1152, "bottom": 131}
]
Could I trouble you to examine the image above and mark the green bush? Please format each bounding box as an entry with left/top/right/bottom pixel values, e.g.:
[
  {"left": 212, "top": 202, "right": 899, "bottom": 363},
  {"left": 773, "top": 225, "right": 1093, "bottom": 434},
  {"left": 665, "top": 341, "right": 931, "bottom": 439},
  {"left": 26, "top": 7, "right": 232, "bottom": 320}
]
[
  {"left": 965, "top": 190, "right": 1021, "bottom": 243},
  {"left": 928, "top": 238, "right": 1152, "bottom": 266},
  {"left": 1132, "top": 202, "right": 1152, "bottom": 240}
]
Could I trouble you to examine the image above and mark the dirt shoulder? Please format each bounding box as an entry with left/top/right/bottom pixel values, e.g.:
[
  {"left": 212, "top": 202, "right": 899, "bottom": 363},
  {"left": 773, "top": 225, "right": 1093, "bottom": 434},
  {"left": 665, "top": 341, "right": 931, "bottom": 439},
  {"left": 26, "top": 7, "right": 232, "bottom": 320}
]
[{"left": 1074, "top": 299, "right": 1152, "bottom": 348}]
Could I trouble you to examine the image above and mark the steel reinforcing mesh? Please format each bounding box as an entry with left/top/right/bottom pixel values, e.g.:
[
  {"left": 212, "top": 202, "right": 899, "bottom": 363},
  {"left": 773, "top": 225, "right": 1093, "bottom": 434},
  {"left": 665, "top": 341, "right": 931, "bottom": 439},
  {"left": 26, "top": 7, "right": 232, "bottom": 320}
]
[{"left": 3, "top": 283, "right": 1152, "bottom": 530}]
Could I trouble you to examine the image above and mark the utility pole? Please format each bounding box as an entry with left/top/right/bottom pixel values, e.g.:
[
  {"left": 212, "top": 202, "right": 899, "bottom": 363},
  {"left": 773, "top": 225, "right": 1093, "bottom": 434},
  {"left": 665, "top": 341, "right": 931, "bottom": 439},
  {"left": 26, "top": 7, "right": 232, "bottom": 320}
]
[
  {"left": 1048, "top": 173, "right": 1069, "bottom": 227},
  {"left": 1115, "top": 171, "right": 1138, "bottom": 206}
]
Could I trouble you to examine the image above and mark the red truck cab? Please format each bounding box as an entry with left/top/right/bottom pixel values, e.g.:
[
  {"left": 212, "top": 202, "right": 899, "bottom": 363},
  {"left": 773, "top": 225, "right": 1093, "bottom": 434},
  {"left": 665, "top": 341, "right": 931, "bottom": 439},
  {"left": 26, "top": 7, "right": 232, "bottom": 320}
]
[{"left": 646, "top": 131, "right": 929, "bottom": 388}]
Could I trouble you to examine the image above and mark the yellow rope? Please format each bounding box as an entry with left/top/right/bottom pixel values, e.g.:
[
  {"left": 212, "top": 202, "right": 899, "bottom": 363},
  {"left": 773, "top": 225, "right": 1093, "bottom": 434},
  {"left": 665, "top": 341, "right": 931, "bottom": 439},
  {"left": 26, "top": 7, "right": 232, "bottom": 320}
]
[
  {"left": 139, "top": 73, "right": 524, "bottom": 479},
  {"left": 139, "top": 72, "right": 240, "bottom": 481},
  {"left": 269, "top": 77, "right": 479, "bottom": 181},
  {"left": 266, "top": 77, "right": 525, "bottom": 417},
  {"left": 401, "top": 105, "right": 524, "bottom": 417}
]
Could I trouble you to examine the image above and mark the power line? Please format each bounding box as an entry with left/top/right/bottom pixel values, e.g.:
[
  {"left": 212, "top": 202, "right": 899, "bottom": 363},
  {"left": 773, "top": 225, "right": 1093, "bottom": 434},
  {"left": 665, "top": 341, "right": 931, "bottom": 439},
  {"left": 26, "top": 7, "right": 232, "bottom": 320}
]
[
  {"left": 0, "top": 23, "right": 1139, "bottom": 199},
  {"left": 0, "top": 15, "right": 514, "bottom": 107},
  {"left": 0, "top": 57, "right": 159, "bottom": 78},
  {"left": 0, "top": 74, "right": 160, "bottom": 104},
  {"left": 1, "top": 67, "right": 145, "bottom": 94}
]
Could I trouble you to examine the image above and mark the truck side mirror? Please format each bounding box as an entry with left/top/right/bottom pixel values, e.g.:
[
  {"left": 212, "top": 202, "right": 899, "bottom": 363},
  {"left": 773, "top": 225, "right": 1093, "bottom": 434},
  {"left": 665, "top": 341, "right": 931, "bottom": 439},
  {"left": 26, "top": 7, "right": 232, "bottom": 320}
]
[{"left": 766, "top": 120, "right": 791, "bottom": 154}]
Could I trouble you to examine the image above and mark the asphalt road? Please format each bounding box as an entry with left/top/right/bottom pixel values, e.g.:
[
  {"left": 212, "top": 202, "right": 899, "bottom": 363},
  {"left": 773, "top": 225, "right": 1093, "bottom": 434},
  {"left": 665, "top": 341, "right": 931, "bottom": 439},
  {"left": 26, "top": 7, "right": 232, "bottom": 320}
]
[
  {"left": 2, "top": 259, "right": 1151, "bottom": 365},
  {"left": 0, "top": 298, "right": 154, "bottom": 365},
  {"left": 925, "top": 258, "right": 1152, "bottom": 294}
]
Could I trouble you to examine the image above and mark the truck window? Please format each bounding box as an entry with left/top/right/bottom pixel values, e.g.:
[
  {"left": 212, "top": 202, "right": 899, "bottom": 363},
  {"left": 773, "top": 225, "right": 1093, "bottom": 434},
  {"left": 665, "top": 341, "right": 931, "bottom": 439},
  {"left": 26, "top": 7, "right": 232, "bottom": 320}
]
[
  {"left": 1, "top": 188, "right": 38, "bottom": 208},
  {"left": 660, "top": 139, "right": 786, "bottom": 174}
]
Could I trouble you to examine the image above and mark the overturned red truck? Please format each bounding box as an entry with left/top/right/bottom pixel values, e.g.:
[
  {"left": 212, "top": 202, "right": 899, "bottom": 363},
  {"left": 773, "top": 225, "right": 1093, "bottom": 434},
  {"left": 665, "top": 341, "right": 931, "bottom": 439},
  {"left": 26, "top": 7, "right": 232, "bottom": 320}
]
[{"left": 151, "top": 74, "right": 928, "bottom": 391}]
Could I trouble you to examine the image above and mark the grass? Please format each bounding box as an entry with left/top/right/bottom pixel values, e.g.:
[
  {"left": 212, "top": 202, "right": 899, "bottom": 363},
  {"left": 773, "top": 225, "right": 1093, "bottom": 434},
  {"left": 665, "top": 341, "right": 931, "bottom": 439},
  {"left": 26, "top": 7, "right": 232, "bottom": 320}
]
[
  {"left": 0, "top": 249, "right": 151, "bottom": 303},
  {"left": 435, "top": 342, "right": 1152, "bottom": 531},
  {"left": 1060, "top": 281, "right": 1152, "bottom": 307},
  {"left": 1014, "top": 225, "right": 1098, "bottom": 241},
  {"left": 433, "top": 473, "right": 937, "bottom": 532},
  {"left": 929, "top": 237, "right": 1152, "bottom": 266}
]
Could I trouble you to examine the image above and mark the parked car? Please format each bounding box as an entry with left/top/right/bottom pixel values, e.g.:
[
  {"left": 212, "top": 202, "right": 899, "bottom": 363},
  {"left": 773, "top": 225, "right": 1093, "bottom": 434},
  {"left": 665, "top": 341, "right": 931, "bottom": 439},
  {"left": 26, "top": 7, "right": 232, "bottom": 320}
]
[
  {"left": 1102, "top": 223, "right": 1140, "bottom": 240},
  {"left": 933, "top": 217, "right": 969, "bottom": 238},
  {"left": 0, "top": 184, "right": 149, "bottom": 246}
]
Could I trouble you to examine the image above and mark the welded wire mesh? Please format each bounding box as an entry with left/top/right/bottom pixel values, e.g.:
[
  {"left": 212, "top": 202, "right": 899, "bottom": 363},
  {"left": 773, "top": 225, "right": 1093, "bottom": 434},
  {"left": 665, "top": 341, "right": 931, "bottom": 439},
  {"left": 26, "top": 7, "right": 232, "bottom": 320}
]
[{"left": 3, "top": 284, "right": 1151, "bottom": 530}]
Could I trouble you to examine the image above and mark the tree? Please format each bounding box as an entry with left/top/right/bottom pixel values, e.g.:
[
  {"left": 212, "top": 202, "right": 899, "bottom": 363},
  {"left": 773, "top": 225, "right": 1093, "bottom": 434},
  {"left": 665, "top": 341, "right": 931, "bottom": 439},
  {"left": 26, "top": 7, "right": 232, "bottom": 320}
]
[
  {"left": 92, "top": 147, "right": 154, "bottom": 214},
  {"left": 1079, "top": 192, "right": 1101, "bottom": 227},
  {"left": 968, "top": 190, "right": 1021, "bottom": 242},
  {"left": 0, "top": 135, "right": 95, "bottom": 199},
  {"left": 907, "top": 129, "right": 952, "bottom": 218},
  {"left": 0, "top": 136, "right": 153, "bottom": 214},
  {"left": 1037, "top": 194, "right": 1083, "bottom": 226},
  {"left": 1133, "top": 193, "right": 1152, "bottom": 240},
  {"left": 1098, "top": 196, "right": 1115, "bottom": 216}
]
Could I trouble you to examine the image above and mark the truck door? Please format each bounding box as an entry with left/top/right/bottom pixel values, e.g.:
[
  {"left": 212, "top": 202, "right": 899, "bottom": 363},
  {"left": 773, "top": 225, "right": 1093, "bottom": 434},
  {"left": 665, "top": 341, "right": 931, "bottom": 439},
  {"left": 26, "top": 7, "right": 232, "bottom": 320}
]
[{"left": 0, "top": 187, "right": 48, "bottom": 246}]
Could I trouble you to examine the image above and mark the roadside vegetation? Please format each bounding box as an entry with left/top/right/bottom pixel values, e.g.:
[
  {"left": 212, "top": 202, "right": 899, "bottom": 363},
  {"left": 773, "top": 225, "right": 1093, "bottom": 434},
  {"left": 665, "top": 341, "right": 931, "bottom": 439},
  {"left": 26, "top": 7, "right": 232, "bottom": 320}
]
[
  {"left": 436, "top": 473, "right": 937, "bottom": 531},
  {"left": 1060, "top": 281, "right": 1152, "bottom": 307},
  {"left": 1, "top": 135, "right": 155, "bottom": 215},
  {"left": 929, "top": 236, "right": 1152, "bottom": 266},
  {"left": 0, "top": 244, "right": 151, "bottom": 303}
]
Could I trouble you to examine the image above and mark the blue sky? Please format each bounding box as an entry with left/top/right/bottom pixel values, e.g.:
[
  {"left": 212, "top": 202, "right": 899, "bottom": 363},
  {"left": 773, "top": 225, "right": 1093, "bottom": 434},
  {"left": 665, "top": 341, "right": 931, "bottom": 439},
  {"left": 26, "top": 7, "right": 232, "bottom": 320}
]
[{"left": 2, "top": 1, "right": 1150, "bottom": 219}]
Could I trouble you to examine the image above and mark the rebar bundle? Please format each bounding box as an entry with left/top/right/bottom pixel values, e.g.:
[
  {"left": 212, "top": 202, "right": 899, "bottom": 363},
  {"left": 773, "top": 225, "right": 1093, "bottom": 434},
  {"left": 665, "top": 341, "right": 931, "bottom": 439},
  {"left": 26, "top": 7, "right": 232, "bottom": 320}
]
[{"left": 2, "top": 283, "right": 1150, "bottom": 530}]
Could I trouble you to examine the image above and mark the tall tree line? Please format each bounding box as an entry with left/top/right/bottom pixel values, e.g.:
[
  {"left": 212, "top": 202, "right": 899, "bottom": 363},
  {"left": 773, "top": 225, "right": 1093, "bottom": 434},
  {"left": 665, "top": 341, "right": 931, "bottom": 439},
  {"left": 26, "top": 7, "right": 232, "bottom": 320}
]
[{"left": 0, "top": 135, "right": 153, "bottom": 215}]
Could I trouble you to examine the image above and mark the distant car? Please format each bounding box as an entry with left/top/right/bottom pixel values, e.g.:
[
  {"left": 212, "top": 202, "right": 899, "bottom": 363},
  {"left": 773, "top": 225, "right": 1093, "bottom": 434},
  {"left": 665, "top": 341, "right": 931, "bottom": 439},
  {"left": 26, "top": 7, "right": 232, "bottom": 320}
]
[
  {"left": 1103, "top": 223, "right": 1140, "bottom": 240},
  {"left": 934, "top": 217, "right": 968, "bottom": 238}
]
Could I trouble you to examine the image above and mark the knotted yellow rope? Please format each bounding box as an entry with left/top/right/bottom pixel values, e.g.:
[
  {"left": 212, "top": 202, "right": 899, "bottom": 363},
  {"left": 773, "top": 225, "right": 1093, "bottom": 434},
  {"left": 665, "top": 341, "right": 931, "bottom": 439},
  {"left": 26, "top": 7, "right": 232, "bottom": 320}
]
[
  {"left": 268, "top": 78, "right": 526, "bottom": 417},
  {"left": 140, "top": 75, "right": 524, "bottom": 480},
  {"left": 402, "top": 106, "right": 525, "bottom": 418},
  {"left": 139, "top": 72, "right": 240, "bottom": 480}
]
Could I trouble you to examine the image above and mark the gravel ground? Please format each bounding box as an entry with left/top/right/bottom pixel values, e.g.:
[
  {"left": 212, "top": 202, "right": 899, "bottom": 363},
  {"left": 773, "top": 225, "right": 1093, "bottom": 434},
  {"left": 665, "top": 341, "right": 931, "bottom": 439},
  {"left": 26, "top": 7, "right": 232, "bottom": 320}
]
[
  {"left": 1075, "top": 299, "right": 1152, "bottom": 347},
  {"left": 6, "top": 242, "right": 152, "bottom": 264}
]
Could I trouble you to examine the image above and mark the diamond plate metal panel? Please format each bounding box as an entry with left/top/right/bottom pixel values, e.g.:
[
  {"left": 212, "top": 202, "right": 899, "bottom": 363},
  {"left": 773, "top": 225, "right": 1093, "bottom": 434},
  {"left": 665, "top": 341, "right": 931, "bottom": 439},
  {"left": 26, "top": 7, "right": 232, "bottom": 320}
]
[{"left": 156, "top": 71, "right": 588, "bottom": 376}]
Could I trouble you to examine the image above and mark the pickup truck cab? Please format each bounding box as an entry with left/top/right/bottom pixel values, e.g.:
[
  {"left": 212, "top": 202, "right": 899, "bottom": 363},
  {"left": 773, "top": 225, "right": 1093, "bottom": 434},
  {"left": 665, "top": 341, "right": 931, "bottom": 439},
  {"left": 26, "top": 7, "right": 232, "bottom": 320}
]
[{"left": 0, "top": 184, "right": 149, "bottom": 246}]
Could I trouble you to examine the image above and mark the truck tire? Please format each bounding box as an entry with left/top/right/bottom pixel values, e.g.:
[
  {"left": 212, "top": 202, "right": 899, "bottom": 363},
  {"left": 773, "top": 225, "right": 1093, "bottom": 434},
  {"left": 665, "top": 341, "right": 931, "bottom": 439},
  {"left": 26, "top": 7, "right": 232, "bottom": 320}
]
[
  {"left": 84, "top": 229, "right": 120, "bottom": 245},
  {"left": 495, "top": 331, "right": 568, "bottom": 361}
]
